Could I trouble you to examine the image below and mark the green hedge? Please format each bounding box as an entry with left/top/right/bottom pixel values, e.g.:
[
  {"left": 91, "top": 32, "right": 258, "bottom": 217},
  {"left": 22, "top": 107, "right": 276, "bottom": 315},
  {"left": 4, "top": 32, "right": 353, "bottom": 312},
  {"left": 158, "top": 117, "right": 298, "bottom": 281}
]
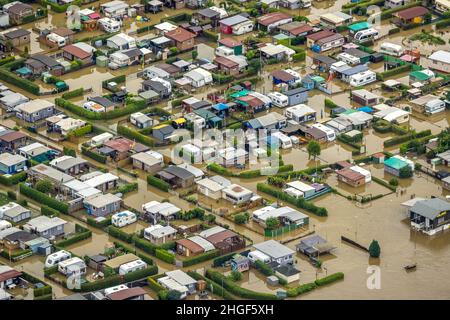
[
  {"left": 257, "top": 183, "right": 328, "bottom": 217},
  {"left": 380, "top": 2, "right": 421, "bottom": 19},
  {"left": 61, "top": 88, "right": 84, "bottom": 99},
  {"left": 147, "top": 175, "right": 170, "bottom": 192},
  {"left": 44, "top": 265, "right": 59, "bottom": 276},
  {"left": 324, "top": 98, "right": 338, "bottom": 108},
  {"left": 238, "top": 164, "right": 293, "bottom": 179},
  {"left": 87, "top": 216, "right": 111, "bottom": 229},
  {"left": 133, "top": 236, "right": 157, "bottom": 255},
  {"left": 213, "top": 252, "right": 236, "bottom": 267},
  {"left": 102, "top": 75, "right": 126, "bottom": 88},
  {"left": 155, "top": 248, "right": 175, "bottom": 264},
  {"left": 377, "top": 64, "right": 411, "bottom": 81},
  {"left": 57, "top": 229, "right": 92, "bottom": 247},
  {"left": 117, "top": 183, "right": 138, "bottom": 194},
  {"left": 255, "top": 260, "right": 274, "bottom": 276},
  {"left": 372, "top": 176, "right": 397, "bottom": 192},
  {"left": 384, "top": 130, "right": 431, "bottom": 147},
  {"left": 0, "top": 56, "right": 15, "bottom": 66},
  {"left": 0, "top": 68, "right": 39, "bottom": 95},
  {"left": 205, "top": 270, "right": 279, "bottom": 300},
  {"left": 206, "top": 163, "right": 233, "bottom": 176},
  {"left": 287, "top": 282, "right": 317, "bottom": 297},
  {"left": 292, "top": 51, "right": 306, "bottom": 62},
  {"left": 147, "top": 276, "right": 165, "bottom": 293},
  {"left": 68, "top": 124, "right": 93, "bottom": 137},
  {"left": 182, "top": 249, "right": 220, "bottom": 267},
  {"left": 0, "top": 249, "right": 32, "bottom": 260},
  {"left": 436, "top": 18, "right": 450, "bottom": 29},
  {"left": 40, "top": 205, "right": 60, "bottom": 217},
  {"left": 78, "top": 266, "right": 158, "bottom": 292},
  {"left": 315, "top": 272, "right": 344, "bottom": 286},
  {"left": 33, "top": 285, "right": 53, "bottom": 298},
  {"left": 117, "top": 125, "right": 156, "bottom": 147},
  {"left": 19, "top": 183, "right": 69, "bottom": 214},
  {"left": 81, "top": 146, "right": 107, "bottom": 164},
  {"left": 108, "top": 226, "right": 133, "bottom": 243},
  {"left": 187, "top": 271, "right": 235, "bottom": 300},
  {"left": 0, "top": 171, "right": 27, "bottom": 186}
]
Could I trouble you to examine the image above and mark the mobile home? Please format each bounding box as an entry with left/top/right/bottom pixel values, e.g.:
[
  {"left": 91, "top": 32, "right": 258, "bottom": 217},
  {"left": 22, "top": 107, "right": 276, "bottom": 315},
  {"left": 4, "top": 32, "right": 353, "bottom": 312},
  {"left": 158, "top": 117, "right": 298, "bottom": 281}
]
[
  {"left": 118, "top": 259, "right": 147, "bottom": 275},
  {"left": 353, "top": 28, "right": 379, "bottom": 43},
  {"left": 58, "top": 257, "right": 87, "bottom": 277},
  {"left": 312, "top": 123, "right": 336, "bottom": 141},
  {"left": 349, "top": 70, "right": 376, "bottom": 87},
  {"left": 90, "top": 132, "right": 114, "bottom": 147},
  {"left": 0, "top": 220, "right": 12, "bottom": 232},
  {"left": 379, "top": 42, "right": 403, "bottom": 57},
  {"left": 271, "top": 131, "right": 293, "bottom": 149},
  {"left": 111, "top": 211, "right": 137, "bottom": 228},
  {"left": 268, "top": 92, "right": 289, "bottom": 108},
  {"left": 45, "top": 250, "right": 72, "bottom": 268}
]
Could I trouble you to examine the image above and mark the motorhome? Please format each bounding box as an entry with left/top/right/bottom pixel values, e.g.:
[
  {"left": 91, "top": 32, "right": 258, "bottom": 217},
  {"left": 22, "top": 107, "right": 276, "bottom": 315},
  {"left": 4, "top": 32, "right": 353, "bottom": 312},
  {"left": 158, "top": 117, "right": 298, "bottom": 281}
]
[
  {"left": 90, "top": 132, "right": 114, "bottom": 147},
  {"left": 0, "top": 220, "right": 11, "bottom": 232},
  {"left": 112, "top": 211, "right": 137, "bottom": 228},
  {"left": 380, "top": 42, "right": 404, "bottom": 57},
  {"left": 353, "top": 28, "right": 379, "bottom": 43},
  {"left": 268, "top": 92, "right": 289, "bottom": 108},
  {"left": 312, "top": 123, "right": 336, "bottom": 141},
  {"left": 349, "top": 70, "right": 376, "bottom": 87},
  {"left": 98, "top": 17, "right": 121, "bottom": 33},
  {"left": 45, "top": 250, "right": 72, "bottom": 268},
  {"left": 46, "top": 33, "right": 66, "bottom": 47},
  {"left": 118, "top": 259, "right": 147, "bottom": 275},
  {"left": 58, "top": 257, "right": 87, "bottom": 277},
  {"left": 271, "top": 131, "right": 293, "bottom": 149},
  {"left": 104, "top": 284, "right": 129, "bottom": 296},
  {"left": 336, "top": 52, "right": 360, "bottom": 66},
  {"left": 248, "top": 250, "right": 271, "bottom": 264},
  {"left": 215, "top": 46, "right": 234, "bottom": 57}
]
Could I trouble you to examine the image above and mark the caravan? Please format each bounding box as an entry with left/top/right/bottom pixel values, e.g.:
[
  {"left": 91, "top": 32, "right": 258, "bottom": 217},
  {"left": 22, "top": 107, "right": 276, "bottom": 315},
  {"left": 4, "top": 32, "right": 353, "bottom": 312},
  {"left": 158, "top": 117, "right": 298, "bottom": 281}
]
[
  {"left": 425, "top": 99, "right": 445, "bottom": 114},
  {"left": 98, "top": 18, "right": 122, "bottom": 33},
  {"left": 112, "top": 211, "right": 137, "bottom": 228},
  {"left": 353, "top": 28, "right": 379, "bottom": 43},
  {"left": 349, "top": 70, "right": 376, "bottom": 86},
  {"left": 248, "top": 251, "right": 271, "bottom": 264},
  {"left": 104, "top": 284, "right": 129, "bottom": 296},
  {"left": 0, "top": 220, "right": 11, "bottom": 232},
  {"left": 380, "top": 42, "right": 404, "bottom": 57},
  {"left": 271, "top": 131, "right": 293, "bottom": 149},
  {"left": 312, "top": 123, "right": 336, "bottom": 141},
  {"left": 58, "top": 257, "right": 87, "bottom": 277},
  {"left": 337, "top": 52, "right": 360, "bottom": 66},
  {"left": 118, "top": 259, "right": 147, "bottom": 275},
  {"left": 45, "top": 250, "right": 72, "bottom": 268},
  {"left": 46, "top": 33, "right": 66, "bottom": 47},
  {"left": 215, "top": 46, "right": 234, "bottom": 57},
  {"left": 267, "top": 92, "right": 289, "bottom": 108},
  {"left": 90, "top": 132, "right": 114, "bottom": 147}
]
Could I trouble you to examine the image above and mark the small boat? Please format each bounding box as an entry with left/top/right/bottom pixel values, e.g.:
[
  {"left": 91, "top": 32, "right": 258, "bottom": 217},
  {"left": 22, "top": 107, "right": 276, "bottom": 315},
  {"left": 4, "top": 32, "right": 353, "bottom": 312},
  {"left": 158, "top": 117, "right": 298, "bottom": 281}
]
[{"left": 404, "top": 263, "right": 417, "bottom": 270}]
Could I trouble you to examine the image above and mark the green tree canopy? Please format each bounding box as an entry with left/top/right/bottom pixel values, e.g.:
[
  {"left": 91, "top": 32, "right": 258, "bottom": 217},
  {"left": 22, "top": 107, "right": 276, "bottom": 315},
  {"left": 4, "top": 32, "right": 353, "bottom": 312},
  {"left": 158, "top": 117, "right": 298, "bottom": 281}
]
[
  {"left": 369, "top": 240, "right": 381, "bottom": 258},
  {"left": 307, "top": 140, "right": 321, "bottom": 160}
]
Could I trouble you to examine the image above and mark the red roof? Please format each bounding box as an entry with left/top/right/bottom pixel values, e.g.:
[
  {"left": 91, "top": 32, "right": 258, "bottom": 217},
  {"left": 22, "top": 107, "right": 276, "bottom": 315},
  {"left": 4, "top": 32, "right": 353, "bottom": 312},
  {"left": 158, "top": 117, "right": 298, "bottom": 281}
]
[
  {"left": 88, "top": 12, "right": 101, "bottom": 19},
  {"left": 218, "top": 38, "right": 241, "bottom": 48},
  {"left": 285, "top": 24, "right": 313, "bottom": 36},
  {"left": 63, "top": 45, "right": 91, "bottom": 59},
  {"left": 394, "top": 6, "right": 428, "bottom": 20},
  {"left": 272, "top": 70, "right": 295, "bottom": 82},
  {"left": 104, "top": 137, "right": 134, "bottom": 153},
  {"left": 214, "top": 56, "right": 238, "bottom": 69},
  {"left": 237, "top": 95, "right": 264, "bottom": 107},
  {"left": 0, "top": 131, "right": 27, "bottom": 142},
  {"left": 206, "top": 230, "right": 238, "bottom": 245},
  {"left": 107, "top": 287, "right": 147, "bottom": 300},
  {"left": 176, "top": 238, "right": 204, "bottom": 253},
  {"left": 258, "top": 12, "right": 292, "bottom": 26},
  {"left": 336, "top": 168, "right": 365, "bottom": 182},
  {"left": 306, "top": 30, "right": 335, "bottom": 41},
  {"left": 165, "top": 27, "right": 196, "bottom": 43},
  {"left": 0, "top": 269, "right": 22, "bottom": 283}
]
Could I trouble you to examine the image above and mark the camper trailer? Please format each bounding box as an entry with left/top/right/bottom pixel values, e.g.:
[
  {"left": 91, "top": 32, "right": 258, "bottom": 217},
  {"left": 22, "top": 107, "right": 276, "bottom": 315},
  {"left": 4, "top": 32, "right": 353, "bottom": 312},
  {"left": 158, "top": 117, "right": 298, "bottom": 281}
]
[
  {"left": 90, "top": 132, "right": 114, "bottom": 147},
  {"left": 312, "top": 123, "right": 336, "bottom": 141},
  {"left": 248, "top": 251, "right": 271, "bottom": 264},
  {"left": 349, "top": 70, "right": 376, "bottom": 87},
  {"left": 98, "top": 18, "right": 121, "bottom": 33},
  {"left": 268, "top": 92, "right": 289, "bottom": 108},
  {"left": 425, "top": 99, "right": 446, "bottom": 115},
  {"left": 271, "top": 131, "right": 293, "bottom": 149},
  {"left": 112, "top": 211, "right": 137, "bottom": 228},
  {"left": 45, "top": 250, "right": 72, "bottom": 268},
  {"left": 58, "top": 257, "right": 87, "bottom": 277},
  {"left": 118, "top": 259, "right": 147, "bottom": 275},
  {"left": 215, "top": 46, "right": 234, "bottom": 57},
  {"left": 104, "top": 284, "right": 129, "bottom": 296},
  {"left": 337, "top": 52, "right": 360, "bottom": 66},
  {"left": 46, "top": 33, "right": 66, "bottom": 47},
  {"left": 380, "top": 42, "right": 404, "bottom": 57},
  {"left": 0, "top": 220, "right": 12, "bottom": 232},
  {"left": 353, "top": 28, "right": 379, "bottom": 43}
]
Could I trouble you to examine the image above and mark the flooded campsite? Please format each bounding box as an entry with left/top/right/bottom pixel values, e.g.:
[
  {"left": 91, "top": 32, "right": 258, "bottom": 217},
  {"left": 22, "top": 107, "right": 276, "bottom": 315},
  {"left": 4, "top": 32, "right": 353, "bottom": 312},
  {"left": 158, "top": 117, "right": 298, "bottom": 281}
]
[{"left": 0, "top": 0, "right": 449, "bottom": 303}]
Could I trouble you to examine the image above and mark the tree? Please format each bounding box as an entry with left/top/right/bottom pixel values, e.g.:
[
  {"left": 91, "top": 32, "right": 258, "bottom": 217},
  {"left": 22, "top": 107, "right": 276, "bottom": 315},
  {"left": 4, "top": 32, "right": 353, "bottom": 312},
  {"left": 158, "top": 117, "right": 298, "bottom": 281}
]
[
  {"left": 167, "top": 290, "right": 182, "bottom": 300},
  {"left": 369, "top": 240, "right": 381, "bottom": 258},
  {"left": 399, "top": 165, "right": 413, "bottom": 178},
  {"left": 265, "top": 217, "right": 280, "bottom": 230},
  {"left": 36, "top": 180, "right": 53, "bottom": 194},
  {"left": 389, "top": 178, "right": 398, "bottom": 187},
  {"left": 191, "top": 50, "right": 198, "bottom": 60},
  {"left": 234, "top": 213, "right": 248, "bottom": 225},
  {"left": 307, "top": 140, "right": 321, "bottom": 160}
]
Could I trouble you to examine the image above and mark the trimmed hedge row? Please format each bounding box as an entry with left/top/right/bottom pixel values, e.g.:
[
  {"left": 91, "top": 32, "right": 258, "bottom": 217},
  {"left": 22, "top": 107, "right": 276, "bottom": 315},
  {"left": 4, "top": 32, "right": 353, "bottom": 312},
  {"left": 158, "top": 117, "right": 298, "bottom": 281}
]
[
  {"left": 384, "top": 130, "right": 432, "bottom": 147},
  {"left": 68, "top": 124, "right": 93, "bottom": 137},
  {"left": 255, "top": 260, "right": 274, "bottom": 276},
  {"left": 187, "top": 271, "right": 235, "bottom": 300},
  {"left": 81, "top": 146, "right": 107, "bottom": 164},
  {"left": 287, "top": 282, "right": 317, "bottom": 297},
  {"left": 372, "top": 176, "right": 397, "bottom": 192},
  {"left": 102, "top": 75, "right": 126, "bottom": 88},
  {"left": 61, "top": 87, "right": 84, "bottom": 99},
  {"left": 117, "top": 125, "right": 156, "bottom": 147},
  {"left": 40, "top": 205, "right": 60, "bottom": 217},
  {"left": 213, "top": 252, "right": 236, "bottom": 267},
  {"left": 87, "top": 216, "right": 111, "bottom": 229},
  {"left": 19, "top": 183, "right": 69, "bottom": 214},
  {"left": 78, "top": 266, "right": 158, "bottom": 292},
  {"left": 0, "top": 171, "right": 27, "bottom": 186},
  {"left": 182, "top": 249, "right": 220, "bottom": 267},
  {"left": 315, "top": 272, "right": 344, "bottom": 286},
  {"left": 117, "top": 183, "right": 138, "bottom": 194},
  {"left": 205, "top": 270, "right": 279, "bottom": 300},
  {"left": 108, "top": 226, "right": 133, "bottom": 243},
  {"left": 0, "top": 68, "right": 39, "bottom": 95},
  {"left": 56, "top": 226, "right": 92, "bottom": 247},
  {"left": 147, "top": 276, "right": 165, "bottom": 293},
  {"left": 380, "top": 2, "right": 421, "bottom": 20},
  {"left": 0, "top": 249, "right": 32, "bottom": 260},
  {"left": 155, "top": 248, "right": 175, "bottom": 264},
  {"left": 377, "top": 64, "right": 411, "bottom": 81},
  {"left": 257, "top": 183, "right": 328, "bottom": 217},
  {"left": 147, "top": 175, "right": 170, "bottom": 192}
]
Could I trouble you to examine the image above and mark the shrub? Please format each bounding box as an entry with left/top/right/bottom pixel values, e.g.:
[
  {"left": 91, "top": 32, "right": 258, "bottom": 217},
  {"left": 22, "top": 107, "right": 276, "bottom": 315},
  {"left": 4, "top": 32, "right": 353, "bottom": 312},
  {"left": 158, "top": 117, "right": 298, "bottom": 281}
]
[
  {"left": 213, "top": 252, "right": 236, "bottom": 267},
  {"left": 234, "top": 213, "right": 249, "bottom": 225},
  {"left": 86, "top": 216, "right": 111, "bottom": 229},
  {"left": 68, "top": 124, "right": 93, "bottom": 138},
  {"left": 155, "top": 248, "right": 175, "bottom": 264},
  {"left": 81, "top": 146, "right": 107, "bottom": 164},
  {"left": 0, "top": 171, "right": 27, "bottom": 186},
  {"left": 41, "top": 205, "right": 60, "bottom": 217},
  {"left": 229, "top": 270, "right": 242, "bottom": 281},
  {"left": 19, "top": 183, "right": 68, "bottom": 214},
  {"left": 205, "top": 270, "right": 278, "bottom": 300},
  {"left": 44, "top": 265, "right": 58, "bottom": 276},
  {"left": 147, "top": 275, "right": 165, "bottom": 293},
  {"left": 61, "top": 88, "right": 84, "bottom": 99},
  {"left": 315, "top": 272, "right": 345, "bottom": 286},
  {"left": 182, "top": 249, "right": 220, "bottom": 267},
  {"left": 117, "top": 183, "right": 138, "bottom": 194},
  {"left": 147, "top": 175, "right": 170, "bottom": 192},
  {"left": 255, "top": 260, "right": 274, "bottom": 276},
  {"left": 36, "top": 180, "right": 53, "bottom": 193},
  {"left": 187, "top": 271, "right": 235, "bottom": 299},
  {"left": 102, "top": 75, "right": 126, "bottom": 88},
  {"left": 117, "top": 125, "right": 156, "bottom": 147},
  {"left": 369, "top": 240, "right": 381, "bottom": 258},
  {"left": 287, "top": 282, "right": 317, "bottom": 297},
  {"left": 206, "top": 163, "right": 233, "bottom": 176},
  {"left": 292, "top": 51, "right": 306, "bottom": 61},
  {"left": 399, "top": 166, "right": 413, "bottom": 178},
  {"left": 389, "top": 178, "right": 399, "bottom": 187}
]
